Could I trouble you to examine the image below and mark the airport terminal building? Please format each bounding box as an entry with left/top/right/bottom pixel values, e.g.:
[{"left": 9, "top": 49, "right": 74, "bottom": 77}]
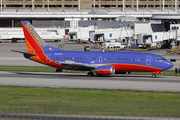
[
  {"left": 0, "top": 0, "right": 180, "bottom": 28},
  {"left": 1, "top": 0, "right": 180, "bottom": 10}
]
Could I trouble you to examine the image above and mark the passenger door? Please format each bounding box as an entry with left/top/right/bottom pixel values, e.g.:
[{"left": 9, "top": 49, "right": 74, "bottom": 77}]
[{"left": 146, "top": 56, "right": 151, "bottom": 65}]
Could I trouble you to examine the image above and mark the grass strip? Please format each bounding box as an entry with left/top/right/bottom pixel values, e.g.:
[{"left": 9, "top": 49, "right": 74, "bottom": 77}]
[
  {"left": 0, "top": 86, "right": 179, "bottom": 117},
  {"left": 0, "top": 65, "right": 179, "bottom": 76},
  {"left": 0, "top": 65, "right": 81, "bottom": 73}
]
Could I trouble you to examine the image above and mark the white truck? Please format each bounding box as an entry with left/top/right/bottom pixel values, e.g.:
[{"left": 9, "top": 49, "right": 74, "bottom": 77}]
[{"left": 101, "top": 42, "right": 126, "bottom": 51}]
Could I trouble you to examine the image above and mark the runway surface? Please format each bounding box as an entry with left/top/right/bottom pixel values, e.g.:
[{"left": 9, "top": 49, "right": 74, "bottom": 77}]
[{"left": 0, "top": 71, "right": 180, "bottom": 91}]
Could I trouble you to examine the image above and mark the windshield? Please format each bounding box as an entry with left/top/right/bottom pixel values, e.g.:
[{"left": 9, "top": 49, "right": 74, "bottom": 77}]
[{"left": 157, "top": 58, "right": 166, "bottom": 61}]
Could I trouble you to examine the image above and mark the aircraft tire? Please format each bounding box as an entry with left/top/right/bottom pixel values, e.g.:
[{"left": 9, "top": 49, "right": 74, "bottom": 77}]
[
  {"left": 152, "top": 74, "right": 156, "bottom": 78},
  {"left": 56, "top": 69, "right": 62, "bottom": 73},
  {"left": 87, "top": 71, "right": 94, "bottom": 77}
]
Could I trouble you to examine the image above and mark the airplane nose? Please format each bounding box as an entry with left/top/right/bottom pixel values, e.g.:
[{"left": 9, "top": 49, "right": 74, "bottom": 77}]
[{"left": 165, "top": 61, "right": 174, "bottom": 70}]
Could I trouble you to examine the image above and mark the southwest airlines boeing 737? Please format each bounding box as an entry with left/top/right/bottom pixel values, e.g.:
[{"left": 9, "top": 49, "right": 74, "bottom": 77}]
[{"left": 17, "top": 20, "right": 173, "bottom": 78}]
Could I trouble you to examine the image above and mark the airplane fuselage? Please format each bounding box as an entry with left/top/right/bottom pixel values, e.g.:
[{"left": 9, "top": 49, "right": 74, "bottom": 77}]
[{"left": 25, "top": 50, "right": 173, "bottom": 73}]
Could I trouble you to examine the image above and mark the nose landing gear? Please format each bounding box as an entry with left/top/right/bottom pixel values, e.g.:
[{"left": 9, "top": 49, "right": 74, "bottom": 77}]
[
  {"left": 152, "top": 71, "right": 162, "bottom": 78},
  {"left": 152, "top": 74, "right": 156, "bottom": 78}
]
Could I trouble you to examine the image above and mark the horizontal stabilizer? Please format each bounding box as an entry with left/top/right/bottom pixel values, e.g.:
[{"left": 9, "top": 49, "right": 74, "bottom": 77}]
[{"left": 10, "top": 50, "right": 37, "bottom": 56}]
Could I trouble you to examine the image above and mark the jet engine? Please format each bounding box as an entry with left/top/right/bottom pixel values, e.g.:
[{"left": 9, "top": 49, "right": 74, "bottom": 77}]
[{"left": 96, "top": 65, "right": 115, "bottom": 75}]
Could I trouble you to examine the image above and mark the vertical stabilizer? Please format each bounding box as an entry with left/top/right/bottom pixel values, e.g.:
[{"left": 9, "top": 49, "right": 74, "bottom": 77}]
[
  {"left": 21, "top": 20, "right": 47, "bottom": 53},
  {"left": 21, "top": 20, "right": 63, "bottom": 66}
]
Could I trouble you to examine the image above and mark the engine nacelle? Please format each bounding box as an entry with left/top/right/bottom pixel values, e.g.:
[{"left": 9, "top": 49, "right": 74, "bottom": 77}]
[{"left": 96, "top": 65, "right": 115, "bottom": 75}]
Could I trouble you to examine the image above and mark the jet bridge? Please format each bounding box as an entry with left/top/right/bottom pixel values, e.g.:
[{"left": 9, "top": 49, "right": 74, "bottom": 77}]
[
  {"left": 90, "top": 32, "right": 105, "bottom": 43},
  {"left": 137, "top": 34, "right": 152, "bottom": 48},
  {"left": 68, "top": 32, "right": 77, "bottom": 41}
]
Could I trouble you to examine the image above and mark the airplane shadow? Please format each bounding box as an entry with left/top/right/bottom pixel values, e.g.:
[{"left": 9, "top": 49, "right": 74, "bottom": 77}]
[{"left": 11, "top": 71, "right": 166, "bottom": 79}]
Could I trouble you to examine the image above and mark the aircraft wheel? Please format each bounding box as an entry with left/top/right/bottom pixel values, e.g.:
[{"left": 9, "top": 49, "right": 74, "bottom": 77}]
[
  {"left": 87, "top": 71, "right": 94, "bottom": 77},
  {"left": 56, "top": 69, "right": 62, "bottom": 73},
  {"left": 152, "top": 74, "right": 156, "bottom": 78}
]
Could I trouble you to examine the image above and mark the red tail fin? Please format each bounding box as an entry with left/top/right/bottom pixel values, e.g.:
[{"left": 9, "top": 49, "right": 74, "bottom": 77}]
[{"left": 21, "top": 20, "right": 47, "bottom": 53}]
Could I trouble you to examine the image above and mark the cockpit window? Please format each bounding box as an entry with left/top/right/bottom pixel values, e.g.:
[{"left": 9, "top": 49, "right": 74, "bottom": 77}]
[{"left": 157, "top": 58, "right": 166, "bottom": 61}]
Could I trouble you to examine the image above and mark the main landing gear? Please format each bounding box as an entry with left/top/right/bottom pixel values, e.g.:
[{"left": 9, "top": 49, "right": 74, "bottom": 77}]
[
  {"left": 152, "top": 74, "right": 156, "bottom": 78},
  {"left": 87, "top": 71, "right": 94, "bottom": 77}
]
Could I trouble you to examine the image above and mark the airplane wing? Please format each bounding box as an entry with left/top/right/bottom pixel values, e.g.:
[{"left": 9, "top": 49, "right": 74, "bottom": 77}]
[{"left": 56, "top": 60, "right": 96, "bottom": 71}]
